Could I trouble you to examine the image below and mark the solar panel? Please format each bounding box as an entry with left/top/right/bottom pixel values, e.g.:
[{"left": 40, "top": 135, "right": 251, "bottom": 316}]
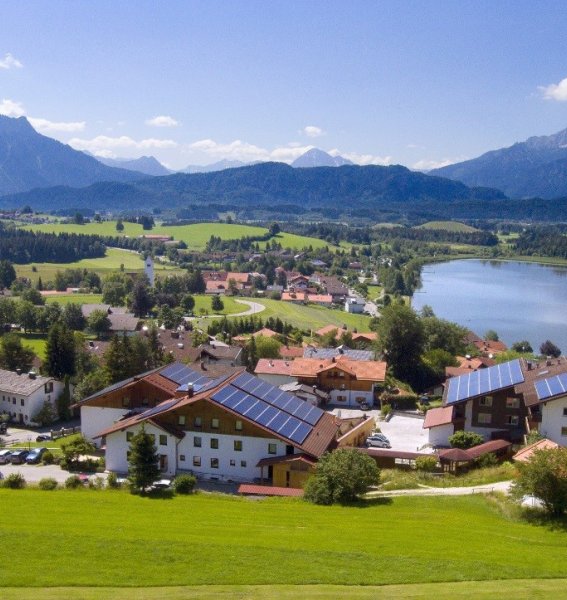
[
  {"left": 256, "top": 406, "right": 280, "bottom": 427},
  {"left": 141, "top": 398, "right": 179, "bottom": 419},
  {"left": 278, "top": 416, "right": 303, "bottom": 437},
  {"left": 446, "top": 359, "right": 525, "bottom": 405},
  {"left": 289, "top": 422, "right": 311, "bottom": 444},
  {"left": 536, "top": 373, "right": 567, "bottom": 401}
]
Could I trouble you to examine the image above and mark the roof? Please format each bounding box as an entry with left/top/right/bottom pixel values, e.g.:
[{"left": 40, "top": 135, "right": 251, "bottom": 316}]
[
  {"left": 316, "top": 325, "right": 342, "bottom": 337},
  {"left": 0, "top": 368, "right": 55, "bottom": 396},
  {"left": 81, "top": 304, "right": 127, "bottom": 317},
  {"left": 226, "top": 272, "right": 250, "bottom": 283},
  {"left": 303, "top": 346, "right": 374, "bottom": 361},
  {"left": 237, "top": 484, "right": 304, "bottom": 497},
  {"left": 254, "top": 359, "right": 294, "bottom": 376},
  {"left": 444, "top": 359, "right": 524, "bottom": 405},
  {"left": 464, "top": 439, "right": 512, "bottom": 460},
  {"left": 108, "top": 313, "right": 140, "bottom": 332},
  {"left": 307, "top": 294, "right": 333, "bottom": 304},
  {"left": 510, "top": 358, "right": 567, "bottom": 407},
  {"left": 357, "top": 447, "right": 430, "bottom": 460},
  {"left": 291, "top": 357, "right": 386, "bottom": 382},
  {"left": 251, "top": 328, "right": 278, "bottom": 338},
  {"left": 438, "top": 448, "right": 472, "bottom": 462},
  {"left": 256, "top": 454, "right": 317, "bottom": 468},
  {"left": 513, "top": 438, "right": 560, "bottom": 462},
  {"left": 206, "top": 280, "right": 226, "bottom": 292},
  {"left": 423, "top": 406, "right": 454, "bottom": 429},
  {"left": 472, "top": 339, "right": 508, "bottom": 354},
  {"left": 279, "top": 382, "right": 329, "bottom": 401},
  {"left": 279, "top": 346, "right": 304, "bottom": 359},
  {"left": 200, "top": 344, "right": 242, "bottom": 361}
]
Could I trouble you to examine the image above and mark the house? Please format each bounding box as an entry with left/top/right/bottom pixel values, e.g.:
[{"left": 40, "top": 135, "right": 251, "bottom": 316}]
[
  {"left": 423, "top": 405, "right": 455, "bottom": 448},
  {"left": 254, "top": 359, "right": 295, "bottom": 386},
  {"left": 199, "top": 344, "right": 244, "bottom": 366},
  {"left": 303, "top": 345, "right": 375, "bottom": 361},
  {"left": 445, "top": 355, "right": 495, "bottom": 378},
  {"left": 345, "top": 297, "right": 365, "bottom": 314},
  {"left": 279, "top": 382, "right": 329, "bottom": 406},
  {"left": 93, "top": 368, "right": 341, "bottom": 486},
  {"left": 311, "top": 274, "right": 349, "bottom": 303},
  {"left": 80, "top": 304, "right": 140, "bottom": 335},
  {"left": 290, "top": 356, "right": 386, "bottom": 408},
  {"left": 0, "top": 368, "right": 63, "bottom": 426},
  {"left": 512, "top": 438, "right": 559, "bottom": 462}
]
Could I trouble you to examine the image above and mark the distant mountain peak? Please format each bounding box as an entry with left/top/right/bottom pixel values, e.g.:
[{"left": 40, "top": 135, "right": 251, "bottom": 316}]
[
  {"left": 291, "top": 148, "right": 353, "bottom": 168},
  {"left": 95, "top": 155, "right": 171, "bottom": 176}
]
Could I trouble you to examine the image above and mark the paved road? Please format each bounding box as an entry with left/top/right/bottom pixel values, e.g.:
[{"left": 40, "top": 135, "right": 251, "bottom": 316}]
[{"left": 232, "top": 299, "right": 266, "bottom": 316}]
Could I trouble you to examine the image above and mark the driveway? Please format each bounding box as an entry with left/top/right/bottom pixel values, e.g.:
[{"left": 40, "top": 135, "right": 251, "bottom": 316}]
[
  {"left": 0, "top": 463, "right": 78, "bottom": 484},
  {"left": 379, "top": 413, "right": 432, "bottom": 453}
]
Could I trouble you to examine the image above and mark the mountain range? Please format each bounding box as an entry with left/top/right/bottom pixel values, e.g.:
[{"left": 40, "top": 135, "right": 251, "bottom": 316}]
[
  {"left": 431, "top": 127, "right": 567, "bottom": 199},
  {"left": 95, "top": 155, "right": 173, "bottom": 176},
  {"left": 0, "top": 116, "right": 143, "bottom": 196},
  {"left": 291, "top": 148, "right": 353, "bottom": 168}
]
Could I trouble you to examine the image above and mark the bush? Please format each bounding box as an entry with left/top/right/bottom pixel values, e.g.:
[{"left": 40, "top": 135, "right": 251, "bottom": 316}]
[
  {"left": 304, "top": 475, "right": 333, "bottom": 505},
  {"left": 448, "top": 430, "right": 484, "bottom": 449},
  {"left": 476, "top": 452, "right": 499, "bottom": 468},
  {"left": 3, "top": 472, "right": 26, "bottom": 489},
  {"left": 41, "top": 450, "right": 55, "bottom": 465},
  {"left": 173, "top": 474, "right": 197, "bottom": 495},
  {"left": 415, "top": 456, "right": 438, "bottom": 472},
  {"left": 65, "top": 475, "right": 83, "bottom": 489},
  {"left": 107, "top": 471, "right": 120, "bottom": 489},
  {"left": 381, "top": 393, "right": 418, "bottom": 410},
  {"left": 88, "top": 476, "right": 105, "bottom": 489},
  {"left": 380, "top": 404, "right": 392, "bottom": 417},
  {"left": 39, "top": 477, "right": 58, "bottom": 490}
]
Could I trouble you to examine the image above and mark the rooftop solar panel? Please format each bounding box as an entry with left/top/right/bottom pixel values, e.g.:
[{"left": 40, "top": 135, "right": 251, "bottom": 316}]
[
  {"left": 446, "top": 359, "right": 525, "bottom": 405},
  {"left": 289, "top": 422, "right": 311, "bottom": 444},
  {"left": 535, "top": 372, "right": 567, "bottom": 401},
  {"left": 141, "top": 398, "right": 179, "bottom": 419}
]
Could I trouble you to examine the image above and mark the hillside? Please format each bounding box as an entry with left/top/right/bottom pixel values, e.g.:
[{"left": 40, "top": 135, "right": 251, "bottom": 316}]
[
  {"left": 96, "top": 155, "right": 172, "bottom": 176},
  {"left": 0, "top": 161, "right": 506, "bottom": 212},
  {"left": 0, "top": 116, "right": 144, "bottom": 195},
  {"left": 431, "top": 127, "right": 567, "bottom": 199}
]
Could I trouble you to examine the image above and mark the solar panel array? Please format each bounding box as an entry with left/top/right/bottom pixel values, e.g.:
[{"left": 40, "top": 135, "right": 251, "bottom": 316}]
[
  {"left": 160, "top": 363, "right": 212, "bottom": 390},
  {"left": 446, "top": 359, "right": 525, "bottom": 405},
  {"left": 535, "top": 372, "right": 567, "bottom": 402},
  {"left": 141, "top": 397, "right": 180, "bottom": 419},
  {"left": 210, "top": 372, "right": 324, "bottom": 445}
]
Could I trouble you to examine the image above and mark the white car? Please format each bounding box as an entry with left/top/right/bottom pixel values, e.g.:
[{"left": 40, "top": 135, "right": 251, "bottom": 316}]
[
  {"left": 366, "top": 435, "right": 391, "bottom": 449},
  {"left": 0, "top": 449, "right": 12, "bottom": 464}
]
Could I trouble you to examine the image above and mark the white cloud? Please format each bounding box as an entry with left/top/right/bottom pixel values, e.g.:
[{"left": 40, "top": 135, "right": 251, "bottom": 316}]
[
  {"left": 302, "top": 125, "right": 324, "bottom": 138},
  {"left": 146, "top": 115, "right": 179, "bottom": 127},
  {"left": 28, "top": 117, "right": 86, "bottom": 133},
  {"left": 270, "top": 144, "right": 314, "bottom": 162},
  {"left": 540, "top": 77, "right": 567, "bottom": 101},
  {"left": 0, "top": 98, "right": 25, "bottom": 117},
  {"left": 189, "top": 138, "right": 271, "bottom": 162},
  {"left": 329, "top": 148, "right": 393, "bottom": 166},
  {"left": 412, "top": 158, "right": 459, "bottom": 171},
  {"left": 69, "top": 135, "right": 178, "bottom": 153},
  {"left": 0, "top": 53, "right": 23, "bottom": 70}
]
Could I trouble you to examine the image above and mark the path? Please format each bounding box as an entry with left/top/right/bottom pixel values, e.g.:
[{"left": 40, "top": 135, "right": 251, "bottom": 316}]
[
  {"left": 232, "top": 299, "right": 266, "bottom": 317},
  {"left": 367, "top": 480, "right": 513, "bottom": 498}
]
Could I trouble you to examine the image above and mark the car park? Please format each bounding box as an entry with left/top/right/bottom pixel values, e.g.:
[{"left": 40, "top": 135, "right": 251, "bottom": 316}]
[
  {"left": 25, "top": 447, "right": 47, "bottom": 464},
  {"left": 0, "top": 449, "right": 12, "bottom": 464},
  {"left": 9, "top": 450, "right": 29, "bottom": 464}
]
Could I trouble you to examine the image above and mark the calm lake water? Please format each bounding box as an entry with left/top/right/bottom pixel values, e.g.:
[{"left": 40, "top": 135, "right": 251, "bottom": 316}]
[{"left": 412, "top": 259, "right": 567, "bottom": 354}]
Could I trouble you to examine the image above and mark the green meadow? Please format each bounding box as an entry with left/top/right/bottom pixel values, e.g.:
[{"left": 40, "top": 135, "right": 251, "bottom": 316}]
[
  {"left": 0, "top": 491, "right": 566, "bottom": 596},
  {"left": 417, "top": 221, "right": 479, "bottom": 232}
]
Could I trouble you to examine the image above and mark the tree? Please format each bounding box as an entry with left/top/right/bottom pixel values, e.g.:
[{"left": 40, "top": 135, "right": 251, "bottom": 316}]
[
  {"left": 87, "top": 309, "right": 112, "bottom": 338},
  {"left": 255, "top": 336, "right": 282, "bottom": 359},
  {"left": 63, "top": 303, "right": 86, "bottom": 331},
  {"left": 376, "top": 304, "right": 425, "bottom": 383},
  {"left": 269, "top": 222, "right": 281, "bottom": 236},
  {"left": 180, "top": 294, "right": 195, "bottom": 313},
  {"left": 128, "top": 425, "right": 160, "bottom": 493},
  {"left": 540, "top": 340, "right": 561, "bottom": 358},
  {"left": 511, "top": 340, "right": 533, "bottom": 354},
  {"left": 0, "top": 333, "right": 35, "bottom": 371},
  {"left": 485, "top": 330, "right": 499, "bottom": 342},
  {"left": 211, "top": 295, "right": 224, "bottom": 312},
  {"left": 104, "top": 335, "right": 134, "bottom": 383},
  {"left": 116, "top": 219, "right": 124, "bottom": 232},
  {"left": 304, "top": 449, "right": 380, "bottom": 505},
  {"left": 21, "top": 287, "right": 45, "bottom": 305},
  {"left": 512, "top": 448, "right": 567, "bottom": 516},
  {"left": 448, "top": 430, "right": 484, "bottom": 449},
  {"left": 422, "top": 316, "right": 467, "bottom": 355},
  {"left": 247, "top": 335, "right": 258, "bottom": 371},
  {"left": 61, "top": 435, "right": 95, "bottom": 470},
  {"left": 0, "top": 260, "right": 16, "bottom": 290},
  {"left": 44, "top": 323, "right": 76, "bottom": 379},
  {"left": 34, "top": 400, "right": 57, "bottom": 427},
  {"left": 56, "top": 375, "right": 72, "bottom": 421},
  {"left": 130, "top": 280, "right": 154, "bottom": 318}
]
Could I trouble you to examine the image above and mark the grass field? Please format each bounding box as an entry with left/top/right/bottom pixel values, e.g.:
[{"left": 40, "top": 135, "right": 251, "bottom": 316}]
[
  {"left": 1, "top": 491, "right": 567, "bottom": 591},
  {"left": 22, "top": 221, "right": 331, "bottom": 251},
  {"left": 417, "top": 221, "right": 479, "bottom": 232},
  {"left": 192, "top": 295, "right": 250, "bottom": 316},
  {"left": 14, "top": 334, "right": 47, "bottom": 360},
  {"left": 366, "top": 284, "right": 383, "bottom": 301},
  {"left": 44, "top": 294, "right": 104, "bottom": 305}
]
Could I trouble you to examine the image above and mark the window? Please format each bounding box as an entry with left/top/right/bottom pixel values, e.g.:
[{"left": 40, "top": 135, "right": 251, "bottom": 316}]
[
  {"left": 338, "top": 370, "right": 345, "bottom": 378},
  {"left": 194, "top": 416, "right": 202, "bottom": 427},
  {"left": 178, "top": 415, "right": 186, "bottom": 426},
  {"left": 230, "top": 459, "right": 236, "bottom": 466},
  {"left": 20, "top": 399, "right": 24, "bottom": 406},
  {"left": 179, "top": 455, "right": 185, "bottom": 462},
  {"left": 122, "top": 397, "right": 129, "bottom": 407},
  {"left": 193, "top": 436, "right": 202, "bottom": 448},
  {"left": 240, "top": 460, "right": 247, "bottom": 468},
  {"left": 235, "top": 419, "right": 243, "bottom": 431},
  {"left": 126, "top": 431, "right": 133, "bottom": 442},
  {"left": 479, "top": 396, "right": 493, "bottom": 407},
  {"left": 234, "top": 440, "right": 243, "bottom": 452},
  {"left": 159, "top": 434, "right": 167, "bottom": 446},
  {"left": 506, "top": 415, "right": 519, "bottom": 426},
  {"left": 193, "top": 456, "right": 201, "bottom": 467},
  {"left": 12, "top": 398, "right": 16, "bottom": 405},
  {"left": 210, "top": 438, "right": 219, "bottom": 449},
  {"left": 562, "top": 427, "right": 567, "bottom": 437},
  {"left": 268, "top": 443, "right": 277, "bottom": 455},
  {"left": 210, "top": 458, "right": 219, "bottom": 469},
  {"left": 336, "top": 395, "right": 347, "bottom": 402},
  {"left": 478, "top": 413, "right": 492, "bottom": 424},
  {"left": 211, "top": 418, "right": 219, "bottom": 429},
  {"left": 563, "top": 408, "right": 567, "bottom": 417},
  {"left": 506, "top": 398, "right": 520, "bottom": 409}
]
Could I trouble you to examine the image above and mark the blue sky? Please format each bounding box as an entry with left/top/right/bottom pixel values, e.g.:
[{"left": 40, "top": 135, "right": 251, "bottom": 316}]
[{"left": 1, "top": 0, "right": 567, "bottom": 169}]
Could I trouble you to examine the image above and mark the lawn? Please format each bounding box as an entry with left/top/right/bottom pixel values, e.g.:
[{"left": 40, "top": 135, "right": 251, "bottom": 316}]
[
  {"left": 191, "top": 295, "right": 249, "bottom": 316},
  {"left": 9, "top": 432, "right": 82, "bottom": 455},
  {"left": 44, "top": 294, "right": 104, "bottom": 305},
  {"left": 1, "top": 491, "right": 567, "bottom": 590},
  {"left": 22, "top": 221, "right": 332, "bottom": 251}
]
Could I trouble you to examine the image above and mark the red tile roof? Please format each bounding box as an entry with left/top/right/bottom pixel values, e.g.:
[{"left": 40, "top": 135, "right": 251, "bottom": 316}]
[
  {"left": 291, "top": 357, "right": 387, "bottom": 382},
  {"left": 423, "top": 406, "right": 454, "bottom": 429},
  {"left": 238, "top": 484, "right": 304, "bottom": 497},
  {"left": 279, "top": 346, "right": 304, "bottom": 359},
  {"left": 464, "top": 439, "right": 511, "bottom": 460},
  {"left": 254, "top": 358, "right": 294, "bottom": 376},
  {"left": 513, "top": 438, "right": 559, "bottom": 462}
]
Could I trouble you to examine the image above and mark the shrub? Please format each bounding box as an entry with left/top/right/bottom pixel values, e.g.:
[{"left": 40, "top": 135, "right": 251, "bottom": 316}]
[
  {"left": 3, "top": 473, "right": 26, "bottom": 489},
  {"left": 304, "top": 475, "right": 333, "bottom": 505},
  {"left": 380, "top": 404, "right": 392, "bottom": 417},
  {"left": 448, "top": 430, "right": 484, "bottom": 449},
  {"left": 88, "top": 476, "right": 105, "bottom": 489},
  {"left": 476, "top": 452, "right": 499, "bottom": 468},
  {"left": 107, "top": 471, "right": 120, "bottom": 489},
  {"left": 65, "top": 475, "right": 83, "bottom": 489},
  {"left": 415, "top": 456, "right": 438, "bottom": 472},
  {"left": 173, "top": 474, "right": 197, "bottom": 495},
  {"left": 39, "top": 477, "right": 58, "bottom": 490},
  {"left": 41, "top": 450, "right": 55, "bottom": 465},
  {"left": 381, "top": 393, "right": 418, "bottom": 410}
]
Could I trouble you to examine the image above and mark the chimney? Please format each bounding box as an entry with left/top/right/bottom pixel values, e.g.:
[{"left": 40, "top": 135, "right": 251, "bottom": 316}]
[
  {"left": 28, "top": 371, "right": 36, "bottom": 379},
  {"left": 186, "top": 384, "right": 194, "bottom": 398},
  {"left": 16, "top": 368, "right": 21, "bottom": 375}
]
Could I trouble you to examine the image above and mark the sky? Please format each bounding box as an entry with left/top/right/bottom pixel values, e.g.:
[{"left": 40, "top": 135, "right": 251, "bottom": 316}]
[{"left": 1, "top": 0, "right": 567, "bottom": 170}]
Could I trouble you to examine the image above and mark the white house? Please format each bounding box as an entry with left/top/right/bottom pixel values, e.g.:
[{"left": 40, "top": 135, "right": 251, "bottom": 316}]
[
  {"left": 345, "top": 297, "right": 365, "bottom": 314},
  {"left": 0, "top": 368, "right": 63, "bottom": 426}
]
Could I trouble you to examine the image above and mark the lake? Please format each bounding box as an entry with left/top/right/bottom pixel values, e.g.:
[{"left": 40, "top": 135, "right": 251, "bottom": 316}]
[{"left": 412, "top": 259, "right": 567, "bottom": 354}]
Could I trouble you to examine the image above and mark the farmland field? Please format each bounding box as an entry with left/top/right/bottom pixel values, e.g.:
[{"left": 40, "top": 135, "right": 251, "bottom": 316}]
[
  {"left": 0, "top": 491, "right": 567, "bottom": 595},
  {"left": 21, "top": 221, "right": 331, "bottom": 251},
  {"left": 416, "top": 221, "right": 479, "bottom": 232}
]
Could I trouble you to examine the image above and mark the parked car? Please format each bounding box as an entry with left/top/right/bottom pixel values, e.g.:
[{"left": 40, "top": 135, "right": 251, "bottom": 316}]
[
  {"left": 36, "top": 434, "right": 51, "bottom": 442},
  {"left": 0, "top": 422, "right": 7, "bottom": 434},
  {"left": 0, "top": 449, "right": 12, "bottom": 464},
  {"left": 151, "top": 478, "right": 172, "bottom": 490},
  {"left": 25, "top": 447, "right": 47, "bottom": 464},
  {"left": 9, "top": 450, "right": 29, "bottom": 464},
  {"left": 365, "top": 435, "right": 391, "bottom": 449}
]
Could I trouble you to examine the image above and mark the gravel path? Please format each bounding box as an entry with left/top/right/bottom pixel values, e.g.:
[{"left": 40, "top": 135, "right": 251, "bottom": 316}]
[{"left": 367, "top": 480, "right": 513, "bottom": 497}]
